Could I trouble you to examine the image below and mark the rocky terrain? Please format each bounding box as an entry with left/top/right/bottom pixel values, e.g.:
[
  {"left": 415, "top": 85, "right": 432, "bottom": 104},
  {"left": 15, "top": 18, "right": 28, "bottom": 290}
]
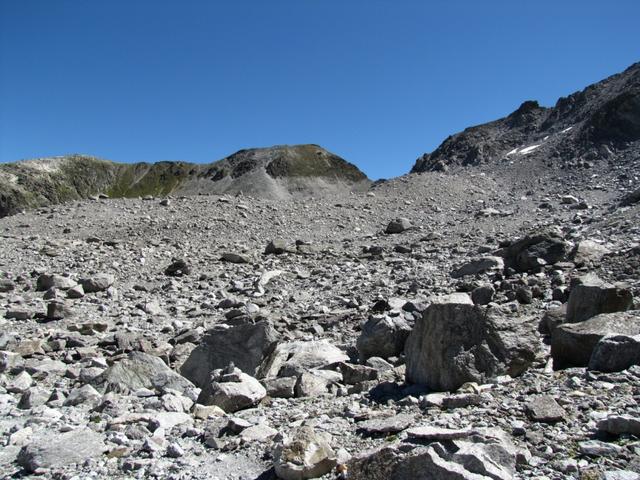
[
  {"left": 1, "top": 63, "right": 640, "bottom": 479},
  {"left": 0, "top": 145, "right": 370, "bottom": 218}
]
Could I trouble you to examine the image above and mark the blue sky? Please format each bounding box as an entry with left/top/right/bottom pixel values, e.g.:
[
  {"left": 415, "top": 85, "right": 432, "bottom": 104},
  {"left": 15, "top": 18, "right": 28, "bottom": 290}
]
[{"left": 1, "top": 1, "right": 638, "bottom": 179}]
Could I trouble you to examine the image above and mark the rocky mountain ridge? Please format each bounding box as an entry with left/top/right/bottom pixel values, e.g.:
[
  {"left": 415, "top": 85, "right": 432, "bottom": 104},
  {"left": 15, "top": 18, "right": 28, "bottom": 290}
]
[
  {"left": 0, "top": 145, "right": 370, "bottom": 218},
  {"left": 412, "top": 62, "right": 640, "bottom": 173}
]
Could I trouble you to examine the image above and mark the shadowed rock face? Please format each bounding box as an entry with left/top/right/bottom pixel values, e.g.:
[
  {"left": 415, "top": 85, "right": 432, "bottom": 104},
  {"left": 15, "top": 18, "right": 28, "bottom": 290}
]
[
  {"left": 411, "top": 62, "right": 640, "bottom": 173},
  {"left": 0, "top": 145, "right": 371, "bottom": 217}
]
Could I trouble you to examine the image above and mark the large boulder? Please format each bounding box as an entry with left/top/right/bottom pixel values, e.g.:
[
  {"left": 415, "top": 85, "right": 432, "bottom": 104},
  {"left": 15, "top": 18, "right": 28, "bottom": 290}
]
[
  {"left": 257, "top": 340, "right": 348, "bottom": 379},
  {"left": 405, "top": 294, "right": 539, "bottom": 391},
  {"left": 500, "top": 231, "right": 568, "bottom": 272},
  {"left": 197, "top": 366, "right": 266, "bottom": 413},
  {"left": 571, "top": 240, "right": 610, "bottom": 267},
  {"left": 94, "top": 351, "right": 196, "bottom": 397},
  {"left": 588, "top": 334, "right": 640, "bottom": 372},
  {"left": 17, "top": 428, "right": 107, "bottom": 473},
  {"left": 551, "top": 311, "right": 640, "bottom": 369},
  {"left": 451, "top": 256, "right": 504, "bottom": 278},
  {"left": 565, "top": 274, "right": 633, "bottom": 324},
  {"left": 347, "top": 427, "right": 525, "bottom": 480},
  {"left": 273, "top": 426, "right": 337, "bottom": 480},
  {"left": 79, "top": 273, "right": 115, "bottom": 293},
  {"left": 180, "top": 320, "right": 279, "bottom": 387},
  {"left": 356, "top": 315, "right": 412, "bottom": 360}
]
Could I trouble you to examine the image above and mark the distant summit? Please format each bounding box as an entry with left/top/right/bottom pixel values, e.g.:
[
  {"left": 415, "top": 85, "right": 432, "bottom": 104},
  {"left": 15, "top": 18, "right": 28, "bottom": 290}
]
[
  {"left": 0, "top": 145, "right": 370, "bottom": 217},
  {"left": 411, "top": 62, "right": 640, "bottom": 173}
]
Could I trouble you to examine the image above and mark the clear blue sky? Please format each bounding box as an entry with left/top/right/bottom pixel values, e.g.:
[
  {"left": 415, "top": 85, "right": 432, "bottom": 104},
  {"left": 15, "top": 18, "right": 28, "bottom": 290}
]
[{"left": 1, "top": 1, "right": 638, "bottom": 179}]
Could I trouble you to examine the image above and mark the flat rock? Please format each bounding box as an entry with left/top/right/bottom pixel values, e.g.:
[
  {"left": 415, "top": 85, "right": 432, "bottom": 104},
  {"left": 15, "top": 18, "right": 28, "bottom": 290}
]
[
  {"left": 526, "top": 395, "right": 566, "bottom": 423},
  {"left": 17, "top": 428, "right": 107, "bottom": 473}
]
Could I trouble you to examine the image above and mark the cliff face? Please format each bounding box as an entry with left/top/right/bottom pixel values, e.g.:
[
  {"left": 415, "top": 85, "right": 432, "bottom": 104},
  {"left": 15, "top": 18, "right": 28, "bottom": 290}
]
[
  {"left": 411, "top": 63, "right": 640, "bottom": 173},
  {"left": 0, "top": 145, "right": 371, "bottom": 217}
]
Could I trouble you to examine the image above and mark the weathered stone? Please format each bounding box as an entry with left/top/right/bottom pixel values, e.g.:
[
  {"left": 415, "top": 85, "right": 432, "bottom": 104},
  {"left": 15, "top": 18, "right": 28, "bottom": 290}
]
[
  {"left": 221, "top": 252, "right": 250, "bottom": 264},
  {"left": 94, "top": 351, "right": 196, "bottom": 397},
  {"left": 571, "top": 240, "right": 610, "bottom": 267},
  {"left": 36, "top": 274, "right": 77, "bottom": 291},
  {"left": 551, "top": 311, "right": 640, "bottom": 369},
  {"left": 526, "top": 395, "right": 566, "bottom": 423},
  {"left": 405, "top": 294, "right": 539, "bottom": 391},
  {"left": 566, "top": 274, "right": 633, "bottom": 323},
  {"left": 265, "top": 239, "right": 288, "bottom": 255},
  {"left": 588, "top": 334, "right": 640, "bottom": 372},
  {"left": 164, "top": 259, "right": 190, "bottom": 277},
  {"left": 348, "top": 427, "right": 523, "bottom": 480},
  {"left": 294, "top": 370, "right": 342, "bottom": 397},
  {"left": 79, "top": 273, "right": 115, "bottom": 293},
  {"left": 385, "top": 218, "right": 412, "bottom": 234},
  {"left": 500, "top": 231, "right": 568, "bottom": 272},
  {"left": 597, "top": 415, "right": 640, "bottom": 437},
  {"left": 356, "top": 315, "right": 412, "bottom": 361},
  {"left": 258, "top": 340, "right": 348, "bottom": 379},
  {"left": 17, "top": 428, "right": 107, "bottom": 473},
  {"left": 471, "top": 284, "right": 495, "bottom": 305},
  {"left": 273, "top": 426, "right": 337, "bottom": 480},
  {"left": 262, "top": 376, "right": 297, "bottom": 398},
  {"left": 180, "top": 320, "right": 279, "bottom": 387},
  {"left": 197, "top": 367, "right": 266, "bottom": 413},
  {"left": 357, "top": 414, "right": 415, "bottom": 435},
  {"left": 451, "top": 256, "right": 504, "bottom": 278}
]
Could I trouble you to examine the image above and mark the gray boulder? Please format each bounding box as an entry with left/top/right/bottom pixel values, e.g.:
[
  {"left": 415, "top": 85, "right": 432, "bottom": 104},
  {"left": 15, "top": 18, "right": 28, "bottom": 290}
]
[
  {"left": 588, "top": 334, "right": 640, "bottom": 372},
  {"left": 17, "top": 428, "right": 107, "bottom": 473},
  {"left": 500, "top": 230, "right": 568, "bottom": 272},
  {"left": 571, "top": 240, "right": 610, "bottom": 267},
  {"left": 273, "top": 426, "right": 337, "bottom": 480},
  {"left": 385, "top": 218, "right": 412, "bottom": 234},
  {"left": 356, "top": 315, "right": 412, "bottom": 361},
  {"left": 180, "top": 320, "right": 279, "bottom": 387},
  {"left": 565, "top": 274, "right": 632, "bottom": 323},
  {"left": 348, "top": 427, "right": 525, "bottom": 480},
  {"left": 79, "top": 273, "right": 114, "bottom": 293},
  {"left": 36, "top": 274, "right": 77, "bottom": 291},
  {"left": 597, "top": 415, "right": 640, "bottom": 437},
  {"left": 94, "top": 351, "right": 196, "bottom": 397},
  {"left": 451, "top": 256, "right": 504, "bottom": 278},
  {"left": 197, "top": 366, "right": 266, "bottom": 413},
  {"left": 258, "top": 340, "right": 348, "bottom": 379},
  {"left": 551, "top": 311, "right": 640, "bottom": 369},
  {"left": 405, "top": 294, "right": 539, "bottom": 391}
]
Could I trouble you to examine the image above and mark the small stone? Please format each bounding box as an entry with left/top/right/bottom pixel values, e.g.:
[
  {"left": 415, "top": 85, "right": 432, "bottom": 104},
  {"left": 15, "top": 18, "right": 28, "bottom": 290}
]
[{"left": 526, "top": 395, "right": 566, "bottom": 423}]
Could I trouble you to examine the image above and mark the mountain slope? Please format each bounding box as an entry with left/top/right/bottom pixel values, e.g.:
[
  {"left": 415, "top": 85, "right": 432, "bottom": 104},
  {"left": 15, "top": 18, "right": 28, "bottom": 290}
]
[
  {"left": 412, "top": 62, "right": 640, "bottom": 173},
  {"left": 0, "top": 145, "right": 370, "bottom": 217}
]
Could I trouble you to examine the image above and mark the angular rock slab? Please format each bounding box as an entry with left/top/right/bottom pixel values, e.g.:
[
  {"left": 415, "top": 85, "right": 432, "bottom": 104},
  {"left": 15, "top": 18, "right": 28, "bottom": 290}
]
[
  {"left": 17, "top": 428, "right": 107, "bottom": 473},
  {"left": 405, "top": 294, "right": 539, "bottom": 391},
  {"left": 348, "top": 427, "right": 523, "bottom": 480},
  {"left": 356, "top": 315, "right": 412, "bottom": 360},
  {"left": 181, "top": 320, "right": 279, "bottom": 387},
  {"left": 273, "top": 426, "right": 337, "bottom": 480},
  {"left": 197, "top": 367, "right": 266, "bottom": 413},
  {"left": 551, "top": 311, "right": 640, "bottom": 369},
  {"left": 94, "top": 351, "right": 196, "bottom": 397},
  {"left": 451, "top": 256, "right": 504, "bottom": 278},
  {"left": 258, "top": 340, "right": 348, "bottom": 379},
  {"left": 565, "top": 274, "right": 632, "bottom": 324},
  {"left": 500, "top": 230, "right": 568, "bottom": 273},
  {"left": 588, "top": 334, "right": 640, "bottom": 372}
]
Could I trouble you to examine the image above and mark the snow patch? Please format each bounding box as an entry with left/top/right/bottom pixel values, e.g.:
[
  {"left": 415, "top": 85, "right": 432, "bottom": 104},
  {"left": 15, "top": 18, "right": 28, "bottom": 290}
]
[
  {"left": 506, "top": 148, "right": 519, "bottom": 157},
  {"left": 561, "top": 126, "right": 573, "bottom": 134},
  {"left": 519, "top": 145, "right": 541, "bottom": 155}
]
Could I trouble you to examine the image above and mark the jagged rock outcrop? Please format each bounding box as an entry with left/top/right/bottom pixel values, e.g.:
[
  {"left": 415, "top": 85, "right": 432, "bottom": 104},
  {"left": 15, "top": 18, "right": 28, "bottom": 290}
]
[{"left": 411, "top": 62, "right": 640, "bottom": 173}]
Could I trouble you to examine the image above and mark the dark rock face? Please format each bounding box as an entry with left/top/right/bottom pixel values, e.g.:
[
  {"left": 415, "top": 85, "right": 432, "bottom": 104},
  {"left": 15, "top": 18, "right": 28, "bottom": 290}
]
[
  {"left": 411, "top": 63, "right": 640, "bottom": 173},
  {"left": 405, "top": 294, "right": 539, "bottom": 391},
  {"left": 565, "top": 274, "right": 633, "bottom": 323},
  {"left": 500, "top": 231, "right": 568, "bottom": 273},
  {"left": 180, "top": 321, "right": 279, "bottom": 387},
  {"left": 551, "top": 311, "right": 640, "bottom": 369}
]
